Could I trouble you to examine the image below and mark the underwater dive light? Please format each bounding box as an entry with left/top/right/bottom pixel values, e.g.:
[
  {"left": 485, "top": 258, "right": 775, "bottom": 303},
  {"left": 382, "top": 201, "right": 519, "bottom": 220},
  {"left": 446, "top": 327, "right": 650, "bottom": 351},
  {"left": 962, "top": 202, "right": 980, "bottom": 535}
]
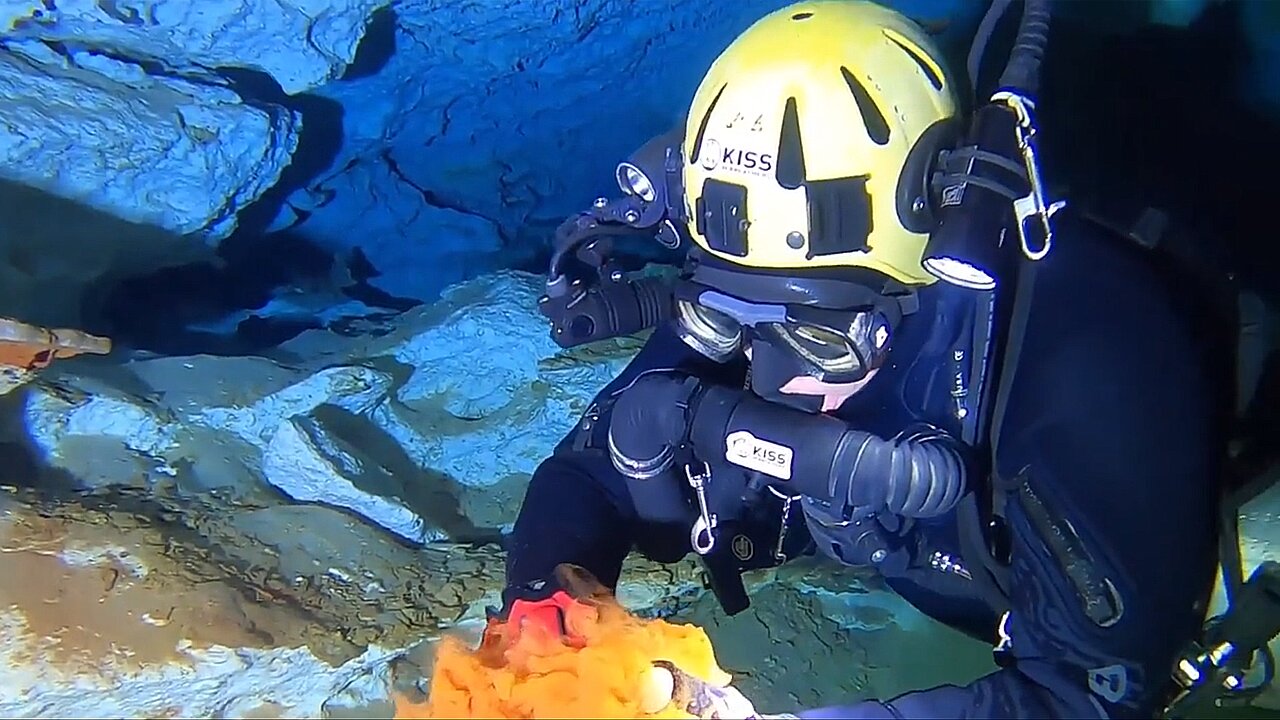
[
  {"left": 613, "top": 125, "right": 686, "bottom": 244},
  {"left": 616, "top": 162, "right": 657, "bottom": 203},
  {"left": 539, "top": 128, "right": 688, "bottom": 350},
  {"left": 922, "top": 0, "right": 1060, "bottom": 291},
  {"left": 921, "top": 102, "right": 1029, "bottom": 291}
]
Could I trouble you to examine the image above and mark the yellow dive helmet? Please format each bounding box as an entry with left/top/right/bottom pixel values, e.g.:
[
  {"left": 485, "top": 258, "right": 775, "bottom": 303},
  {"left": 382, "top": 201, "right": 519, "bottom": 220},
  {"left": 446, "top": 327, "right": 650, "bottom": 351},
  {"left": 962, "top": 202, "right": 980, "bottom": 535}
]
[{"left": 681, "top": 0, "right": 960, "bottom": 286}]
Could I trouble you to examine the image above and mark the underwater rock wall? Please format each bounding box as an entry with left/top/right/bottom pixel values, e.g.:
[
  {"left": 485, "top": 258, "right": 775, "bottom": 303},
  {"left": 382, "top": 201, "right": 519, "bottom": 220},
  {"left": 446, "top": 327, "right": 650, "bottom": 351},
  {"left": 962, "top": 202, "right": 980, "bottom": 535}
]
[
  {"left": 0, "top": 488, "right": 718, "bottom": 718},
  {"left": 1, "top": 1, "right": 386, "bottom": 93},
  {"left": 0, "top": 269, "right": 675, "bottom": 715},
  {"left": 0, "top": 484, "right": 998, "bottom": 718},
  {"left": 263, "top": 0, "right": 996, "bottom": 302},
  {"left": 0, "top": 0, "right": 390, "bottom": 242},
  {"left": 272, "top": 0, "right": 794, "bottom": 302},
  {"left": 9, "top": 0, "right": 1277, "bottom": 326},
  {"left": 0, "top": 0, "right": 993, "bottom": 315},
  {"left": 2, "top": 0, "right": 1273, "bottom": 259},
  {"left": 0, "top": 43, "right": 298, "bottom": 242},
  {"left": 13, "top": 271, "right": 638, "bottom": 543}
]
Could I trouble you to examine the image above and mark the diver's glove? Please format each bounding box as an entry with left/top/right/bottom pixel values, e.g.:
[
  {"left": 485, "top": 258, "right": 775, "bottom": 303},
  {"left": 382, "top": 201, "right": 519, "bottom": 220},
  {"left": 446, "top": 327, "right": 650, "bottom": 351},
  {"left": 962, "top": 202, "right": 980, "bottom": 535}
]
[
  {"left": 648, "top": 660, "right": 768, "bottom": 719},
  {"left": 484, "top": 576, "right": 587, "bottom": 648},
  {"left": 486, "top": 564, "right": 620, "bottom": 648}
]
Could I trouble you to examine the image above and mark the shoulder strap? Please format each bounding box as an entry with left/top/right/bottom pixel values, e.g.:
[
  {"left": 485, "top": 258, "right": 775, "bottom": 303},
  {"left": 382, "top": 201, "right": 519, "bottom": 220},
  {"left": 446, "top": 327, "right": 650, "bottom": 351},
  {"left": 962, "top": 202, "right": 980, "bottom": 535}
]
[
  {"left": 955, "top": 253, "right": 1040, "bottom": 614},
  {"left": 988, "top": 258, "right": 1039, "bottom": 520}
]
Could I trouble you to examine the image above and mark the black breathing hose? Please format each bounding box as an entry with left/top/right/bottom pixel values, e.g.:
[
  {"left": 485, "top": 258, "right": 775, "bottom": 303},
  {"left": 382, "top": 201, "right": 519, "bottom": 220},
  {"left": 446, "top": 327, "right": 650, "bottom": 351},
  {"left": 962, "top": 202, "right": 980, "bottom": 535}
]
[
  {"left": 690, "top": 383, "right": 966, "bottom": 518},
  {"left": 607, "top": 375, "right": 967, "bottom": 519},
  {"left": 966, "top": 0, "right": 1014, "bottom": 97},
  {"left": 996, "top": 0, "right": 1052, "bottom": 97}
]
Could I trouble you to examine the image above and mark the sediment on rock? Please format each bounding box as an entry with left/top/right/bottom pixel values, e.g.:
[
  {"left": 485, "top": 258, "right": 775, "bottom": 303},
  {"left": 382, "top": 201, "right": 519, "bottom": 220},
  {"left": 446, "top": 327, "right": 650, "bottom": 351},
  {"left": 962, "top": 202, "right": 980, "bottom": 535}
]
[{"left": 0, "top": 481, "right": 720, "bottom": 660}]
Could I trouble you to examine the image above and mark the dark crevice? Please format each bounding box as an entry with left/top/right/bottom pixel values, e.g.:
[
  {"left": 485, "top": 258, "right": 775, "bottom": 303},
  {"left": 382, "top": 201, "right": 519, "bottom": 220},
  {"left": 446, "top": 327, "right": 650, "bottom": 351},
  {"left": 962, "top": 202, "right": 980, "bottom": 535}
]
[
  {"left": 216, "top": 66, "right": 346, "bottom": 241},
  {"left": 87, "top": 232, "right": 339, "bottom": 356},
  {"left": 343, "top": 248, "right": 423, "bottom": 312},
  {"left": 95, "top": 0, "right": 152, "bottom": 26},
  {"left": 37, "top": 38, "right": 194, "bottom": 81},
  {"left": 340, "top": 5, "right": 397, "bottom": 81},
  {"left": 425, "top": 97, "right": 461, "bottom": 146},
  {"left": 86, "top": 227, "right": 423, "bottom": 356},
  {"left": 309, "top": 404, "right": 505, "bottom": 544},
  {"left": 572, "top": 4, "right": 606, "bottom": 42},
  {"left": 383, "top": 151, "right": 517, "bottom": 256},
  {"left": 381, "top": 149, "right": 498, "bottom": 227}
]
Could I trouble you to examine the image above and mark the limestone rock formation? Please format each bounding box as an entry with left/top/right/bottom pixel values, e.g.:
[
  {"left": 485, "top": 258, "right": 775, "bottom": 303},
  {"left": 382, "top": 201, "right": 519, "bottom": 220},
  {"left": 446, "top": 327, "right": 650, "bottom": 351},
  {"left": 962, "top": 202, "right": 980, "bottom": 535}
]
[
  {"left": 1, "top": 1, "right": 391, "bottom": 94},
  {"left": 0, "top": 485, "right": 719, "bottom": 718},
  {"left": 15, "top": 271, "right": 638, "bottom": 544},
  {"left": 0, "top": 41, "right": 301, "bottom": 243},
  {"left": 0, "top": 0, "right": 396, "bottom": 239}
]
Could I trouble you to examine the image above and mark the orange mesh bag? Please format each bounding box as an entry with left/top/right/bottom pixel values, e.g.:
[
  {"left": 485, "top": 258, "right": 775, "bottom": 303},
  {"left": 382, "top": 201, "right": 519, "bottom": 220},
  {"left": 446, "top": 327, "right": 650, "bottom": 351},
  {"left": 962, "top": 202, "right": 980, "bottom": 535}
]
[{"left": 396, "top": 565, "right": 737, "bottom": 719}]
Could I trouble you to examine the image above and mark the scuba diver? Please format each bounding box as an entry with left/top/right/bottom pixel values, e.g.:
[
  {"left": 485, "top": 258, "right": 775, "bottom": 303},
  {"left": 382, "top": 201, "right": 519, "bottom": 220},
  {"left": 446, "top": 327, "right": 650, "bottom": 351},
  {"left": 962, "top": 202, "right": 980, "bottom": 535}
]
[{"left": 494, "top": 0, "right": 1280, "bottom": 717}]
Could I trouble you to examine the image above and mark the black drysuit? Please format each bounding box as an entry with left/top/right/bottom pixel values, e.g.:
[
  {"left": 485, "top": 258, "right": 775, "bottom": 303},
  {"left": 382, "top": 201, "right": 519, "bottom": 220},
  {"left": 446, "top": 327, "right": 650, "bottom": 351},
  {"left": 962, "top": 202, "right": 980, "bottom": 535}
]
[{"left": 505, "top": 207, "right": 1227, "bottom": 718}]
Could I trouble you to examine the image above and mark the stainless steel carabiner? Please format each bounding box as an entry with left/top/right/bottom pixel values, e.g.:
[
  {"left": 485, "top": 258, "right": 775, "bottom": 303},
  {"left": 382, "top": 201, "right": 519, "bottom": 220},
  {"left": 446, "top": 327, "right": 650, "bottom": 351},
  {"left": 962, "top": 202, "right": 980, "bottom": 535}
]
[{"left": 685, "top": 462, "right": 718, "bottom": 555}]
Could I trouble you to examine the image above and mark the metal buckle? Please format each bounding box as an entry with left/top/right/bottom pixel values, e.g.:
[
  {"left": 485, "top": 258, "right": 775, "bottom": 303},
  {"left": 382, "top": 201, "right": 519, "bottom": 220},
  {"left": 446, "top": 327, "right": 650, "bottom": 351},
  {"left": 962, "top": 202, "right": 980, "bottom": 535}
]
[
  {"left": 992, "top": 610, "right": 1016, "bottom": 668},
  {"left": 991, "top": 91, "right": 1066, "bottom": 262},
  {"left": 685, "top": 462, "right": 718, "bottom": 555},
  {"left": 766, "top": 485, "right": 801, "bottom": 562}
]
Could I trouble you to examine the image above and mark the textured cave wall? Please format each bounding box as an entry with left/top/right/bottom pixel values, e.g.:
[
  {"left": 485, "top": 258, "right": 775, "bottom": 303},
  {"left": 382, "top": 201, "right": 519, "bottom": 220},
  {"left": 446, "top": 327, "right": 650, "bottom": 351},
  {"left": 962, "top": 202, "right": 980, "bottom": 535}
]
[
  {"left": 0, "top": 0, "right": 390, "bottom": 328},
  {"left": 4, "top": 0, "right": 1277, "bottom": 338},
  {"left": 0, "top": 0, "right": 388, "bottom": 241},
  {"left": 0, "top": 0, "right": 993, "bottom": 334},
  {"left": 262, "top": 0, "right": 988, "bottom": 304}
]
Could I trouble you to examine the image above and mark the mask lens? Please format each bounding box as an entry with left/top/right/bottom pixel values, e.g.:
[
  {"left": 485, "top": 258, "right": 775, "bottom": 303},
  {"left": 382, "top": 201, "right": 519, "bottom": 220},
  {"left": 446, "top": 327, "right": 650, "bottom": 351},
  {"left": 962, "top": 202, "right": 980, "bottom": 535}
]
[
  {"left": 772, "top": 323, "right": 861, "bottom": 374},
  {"left": 783, "top": 324, "right": 854, "bottom": 362},
  {"left": 766, "top": 310, "right": 891, "bottom": 381},
  {"left": 675, "top": 299, "right": 741, "bottom": 360}
]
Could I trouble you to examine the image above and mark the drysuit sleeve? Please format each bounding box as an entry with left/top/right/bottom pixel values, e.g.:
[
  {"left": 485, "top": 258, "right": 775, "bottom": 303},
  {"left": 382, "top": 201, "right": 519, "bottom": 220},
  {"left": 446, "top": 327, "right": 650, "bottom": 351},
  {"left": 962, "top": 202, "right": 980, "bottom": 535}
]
[
  {"left": 798, "top": 243, "right": 1224, "bottom": 717},
  {"left": 504, "top": 322, "right": 717, "bottom": 596}
]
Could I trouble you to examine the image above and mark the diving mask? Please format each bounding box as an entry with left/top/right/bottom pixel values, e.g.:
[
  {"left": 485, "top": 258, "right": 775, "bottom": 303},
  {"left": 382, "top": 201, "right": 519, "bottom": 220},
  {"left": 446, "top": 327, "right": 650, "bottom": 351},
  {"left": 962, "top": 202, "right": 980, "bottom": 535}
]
[{"left": 673, "top": 282, "right": 896, "bottom": 385}]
